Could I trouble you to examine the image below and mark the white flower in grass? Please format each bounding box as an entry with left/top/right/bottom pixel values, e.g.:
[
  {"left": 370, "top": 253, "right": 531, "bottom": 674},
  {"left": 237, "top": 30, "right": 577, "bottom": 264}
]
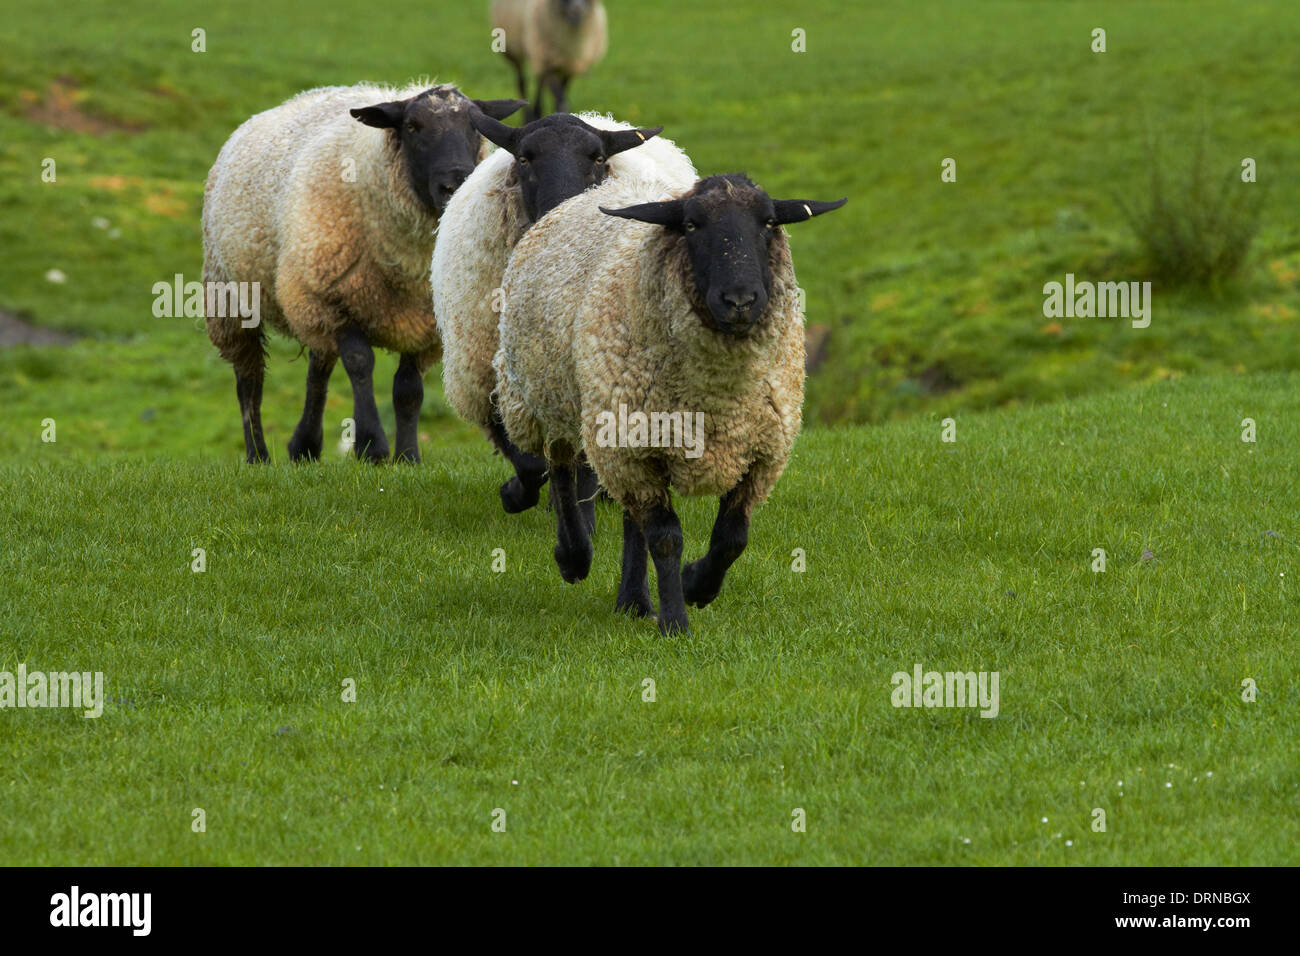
[{"left": 45, "top": 268, "right": 67, "bottom": 284}]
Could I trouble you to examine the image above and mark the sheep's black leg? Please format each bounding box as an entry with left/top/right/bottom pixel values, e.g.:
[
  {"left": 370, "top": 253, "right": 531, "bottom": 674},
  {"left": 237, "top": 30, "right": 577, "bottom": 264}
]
[
  {"left": 532, "top": 70, "right": 552, "bottom": 119},
  {"left": 550, "top": 461, "right": 593, "bottom": 583},
  {"left": 510, "top": 59, "right": 528, "bottom": 102},
  {"left": 682, "top": 487, "right": 750, "bottom": 608},
  {"left": 336, "top": 327, "right": 388, "bottom": 462},
  {"left": 576, "top": 461, "right": 598, "bottom": 534},
  {"left": 232, "top": 326, "right": 269, "bottom": 464},
  {"left": 551, "top": 75, "right": 571, "bottom": 115},
  {"left": 615, "top": 509, "right": 653, "bottom": 617},
  {"left": 392, "top": 352, "right": 423, "bottom": 464},
  {"left": 487, "top": 412, "right": 548, "bottom": 513},
  {"left": 287, "top": 349, "right": 336, "bottom": 462},
  {"left": 643, "top": 503, "right": 688, "bottom": 635}
]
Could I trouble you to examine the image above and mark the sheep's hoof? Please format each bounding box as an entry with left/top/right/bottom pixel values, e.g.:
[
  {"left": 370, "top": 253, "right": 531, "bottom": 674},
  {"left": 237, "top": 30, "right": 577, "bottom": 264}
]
[
  {"left": 287, "top": 431, "right": 322, "bottom": 462},
  {"left": 681, "top": 560, "right": 720, "bottom": 608},
  {"left": 657, "top": 610, "right": 690, "bottom": 636},
  {"left": 500, "top": 476, "right": 541, "bottom": 513},
  {"left": 615, "top": 590, "right": 654, "bottom": 618},
  {"left": 393, "top": 447, "right": 421, "bottom": 464},
  {"left": 353, "top": 435, "right": 389, "bottom": 463},
  {"left": 554, "top": 541, "right": 592, "bottom": 584}
]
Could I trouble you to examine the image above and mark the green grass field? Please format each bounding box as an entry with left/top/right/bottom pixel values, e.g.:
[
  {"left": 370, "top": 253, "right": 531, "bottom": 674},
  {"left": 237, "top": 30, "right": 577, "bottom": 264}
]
[
  {"left": 1, "top": 0, "right": 1297, "bottom": 865},
  {"left": 3, "top": 375, "right": 1296, "bottom": 864}
]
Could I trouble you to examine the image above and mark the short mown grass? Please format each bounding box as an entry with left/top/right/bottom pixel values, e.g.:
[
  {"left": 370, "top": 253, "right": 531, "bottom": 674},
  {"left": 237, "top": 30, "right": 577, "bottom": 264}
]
[{"left": 2, "top": 374, "right": 1295, "bottom": 865}]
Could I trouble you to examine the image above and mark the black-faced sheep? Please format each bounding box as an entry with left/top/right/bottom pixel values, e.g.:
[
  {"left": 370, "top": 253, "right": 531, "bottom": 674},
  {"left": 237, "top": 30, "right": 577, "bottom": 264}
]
[
  {"left": 495, "top": 171, "right": 845, "bottom": 634},
  {"left": 432, "top": 111, "right": 692, "bottom": 522},
  {"left": 491, "top": 0, "right": 608, "bottom": 119},
  {"left": 202, "top": 83, "right": 524, "bottom": 463}
]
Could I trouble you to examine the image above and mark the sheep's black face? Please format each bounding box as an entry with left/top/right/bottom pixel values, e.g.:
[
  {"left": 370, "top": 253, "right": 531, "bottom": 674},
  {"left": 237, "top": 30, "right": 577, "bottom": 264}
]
[
  {"left": 469, "top": 112, "right": 662, "bottom": 224},
  {"left": 351, "top": 88, "right": 526, "bottom": 215},
  {"left": 601, "top": 175, "right": 847, "bottom": 336},
  {"left": 556, "top": 0, "right": 594, "bottom": 27}
]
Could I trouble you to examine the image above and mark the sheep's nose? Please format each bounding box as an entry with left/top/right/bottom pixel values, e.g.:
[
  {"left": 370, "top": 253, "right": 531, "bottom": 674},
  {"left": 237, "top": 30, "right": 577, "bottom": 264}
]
[
  {"left": 436, "top": 167, "right": 471, "bottom": 200},
  {"left": 721, "top": 290, "right": 758, "bottom": 311}
]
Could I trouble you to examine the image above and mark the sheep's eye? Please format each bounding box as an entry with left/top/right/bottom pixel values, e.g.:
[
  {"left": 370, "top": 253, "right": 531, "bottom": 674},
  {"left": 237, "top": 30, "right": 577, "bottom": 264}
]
[
  {"left": 684, "top": 221, "right": 696, "bottom": 233},
  {"left": 406, "top": 122, "right": 419, "bottom": 133},
  {"left": 519, "top": 156, "right": 531, "bottom": 165},
  {"left": 765, "top": 219, "right": 776, "bottom": 229},
  {"left": 594, "top": 155, "right": 605, "bottom": 164}
]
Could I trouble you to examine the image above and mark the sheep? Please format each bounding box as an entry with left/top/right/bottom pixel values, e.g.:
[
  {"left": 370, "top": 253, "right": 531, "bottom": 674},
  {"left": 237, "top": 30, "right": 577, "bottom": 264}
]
[
  {"left": 431, "top": 109, "right": 694, "bottom": 521},
  {"left": 202, "top": 82, "right": 525, "bottom": 463},
  {"left": 495, "top": 172, "right": 845, "bottom": 634},
  {"left": 491, "top": 0, "right": 608, "bottom": 118}
]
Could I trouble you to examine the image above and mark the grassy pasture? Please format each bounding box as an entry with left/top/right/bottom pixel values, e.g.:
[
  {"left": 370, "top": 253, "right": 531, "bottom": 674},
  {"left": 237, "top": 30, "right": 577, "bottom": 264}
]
[{"left": 0, "top": 1, "right": 1297, "bottom": 864}]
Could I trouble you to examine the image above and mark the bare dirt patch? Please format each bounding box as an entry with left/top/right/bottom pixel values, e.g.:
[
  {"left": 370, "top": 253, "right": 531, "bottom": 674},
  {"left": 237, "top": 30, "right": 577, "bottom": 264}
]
[
  {"left": 20, "top": 76, "right": 147, "bottom": 136},
  {"left": 0, "top": 309, "right": 79, "bottom": 347}
]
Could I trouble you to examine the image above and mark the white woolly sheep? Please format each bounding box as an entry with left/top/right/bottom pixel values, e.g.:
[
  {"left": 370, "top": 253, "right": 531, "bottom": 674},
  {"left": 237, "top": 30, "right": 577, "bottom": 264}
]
[
  {"left": 432, "top": 110, "right": 694, "bottom": 518},
  {"left": 202, "top": 82, "right": 524, "bottom": 463},
  {"left": 491, "top": 0, "right": 608, "bottom": 118},
  {"left": 495, "top": 172, "right": 845, "bottom": 633}
]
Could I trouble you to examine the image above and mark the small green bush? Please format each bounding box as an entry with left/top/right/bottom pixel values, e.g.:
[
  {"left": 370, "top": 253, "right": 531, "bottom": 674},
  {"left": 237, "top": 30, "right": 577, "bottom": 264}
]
[{"left": 1118, "top": 130, "right": 1264, "bottom": 287}]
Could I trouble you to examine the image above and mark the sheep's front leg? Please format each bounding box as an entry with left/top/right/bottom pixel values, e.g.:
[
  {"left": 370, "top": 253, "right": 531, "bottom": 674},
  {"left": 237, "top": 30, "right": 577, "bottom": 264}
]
[
  {"left": 615, "top": 509, "right": 653, "bottom": 617},
  {"left": 550, "top": 75, "right": 571, "bottom": 115},
  {"left": 509, "top": 58, "right": 528, "bottom": 101},
  {"left": 287, "top": 349, "right": 336, "bottom": 461},
  {"left": 336, "top": 327, "right": 389, "bottom": 462},
  {"left": 487, "top": 413, "right": 548, "bottom": 512},
  {"left": 576, "top": 461, "right": 598, "bottom": 534},
  {"left": 550, "top": 460, "right": 593, "bottom": 583},
  {"left": 392, "top": 352, "right": 423, "bottom": 464},
  {"left": 643, "top": 503, "right": 688, "bottom": 636},
  {"left": 682, "top": 486, "right": 751, "bottom": 608},
  {"left": 531, "top": 70, "right": 553, "bottom": 119}
]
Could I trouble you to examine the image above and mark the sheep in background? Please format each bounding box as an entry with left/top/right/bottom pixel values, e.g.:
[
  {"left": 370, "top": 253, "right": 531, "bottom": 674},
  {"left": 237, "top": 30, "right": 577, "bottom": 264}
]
[
  {"left": 492, "top": 0, "right": 608, "bottom": 118},
  {"left": 203, "top": 83, "right": 524, "bottom": 463},
  {"left": 496, "top": 172, "right": 845, "bottom": 634},
  {"left": 432, "top": 110, "right": 693, "bottom": 521}
]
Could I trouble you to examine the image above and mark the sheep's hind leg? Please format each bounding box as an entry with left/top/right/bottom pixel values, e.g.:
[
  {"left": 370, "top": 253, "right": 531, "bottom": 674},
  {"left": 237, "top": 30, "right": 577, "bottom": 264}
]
[
  {"left": 488, "top": 413, "right": 548, "bottom": 513},
  {"left": 231, "top": 326, "right": 269, "bottom": 464},
  {"left": 615, "top": 509, "right": 653, "bottom": 617},
  {"left": 643, "top": 503, "right": 688, "bottom": 636},
  {"left": 287, "top": 349, "right": 336, "bottom": 461},
  {"left": 336, "top": 327, "right": 389, "bottom": 462},
  {"left": 392, "top": 353, "right": 423, "bottom": 464},
  {"left": 682, "top": 487, "right": 750, "bottom": 608},
  {"left": 550, "top": 459, "right": 593, "bottom": 584}
]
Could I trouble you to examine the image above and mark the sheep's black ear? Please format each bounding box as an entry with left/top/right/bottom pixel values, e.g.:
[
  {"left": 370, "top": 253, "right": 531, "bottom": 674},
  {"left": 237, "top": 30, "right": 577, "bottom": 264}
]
[
  {"left": 470, "top": 109, "right": 524, "bottom": 153},
  {"left": 601, "top": 126, "right": 663, "bottom": 157},
  {"left": 350, "top": 100, "right": 407, "bottom": 129},
  {"left": 771, "top": 198, "right": 847, "bottom": 224},
  {"left": 599, "top": 199, "right": 685, "bottom": 228},
  {"left": 474, "top": 98, "right": 528, "bottom": 121}
]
